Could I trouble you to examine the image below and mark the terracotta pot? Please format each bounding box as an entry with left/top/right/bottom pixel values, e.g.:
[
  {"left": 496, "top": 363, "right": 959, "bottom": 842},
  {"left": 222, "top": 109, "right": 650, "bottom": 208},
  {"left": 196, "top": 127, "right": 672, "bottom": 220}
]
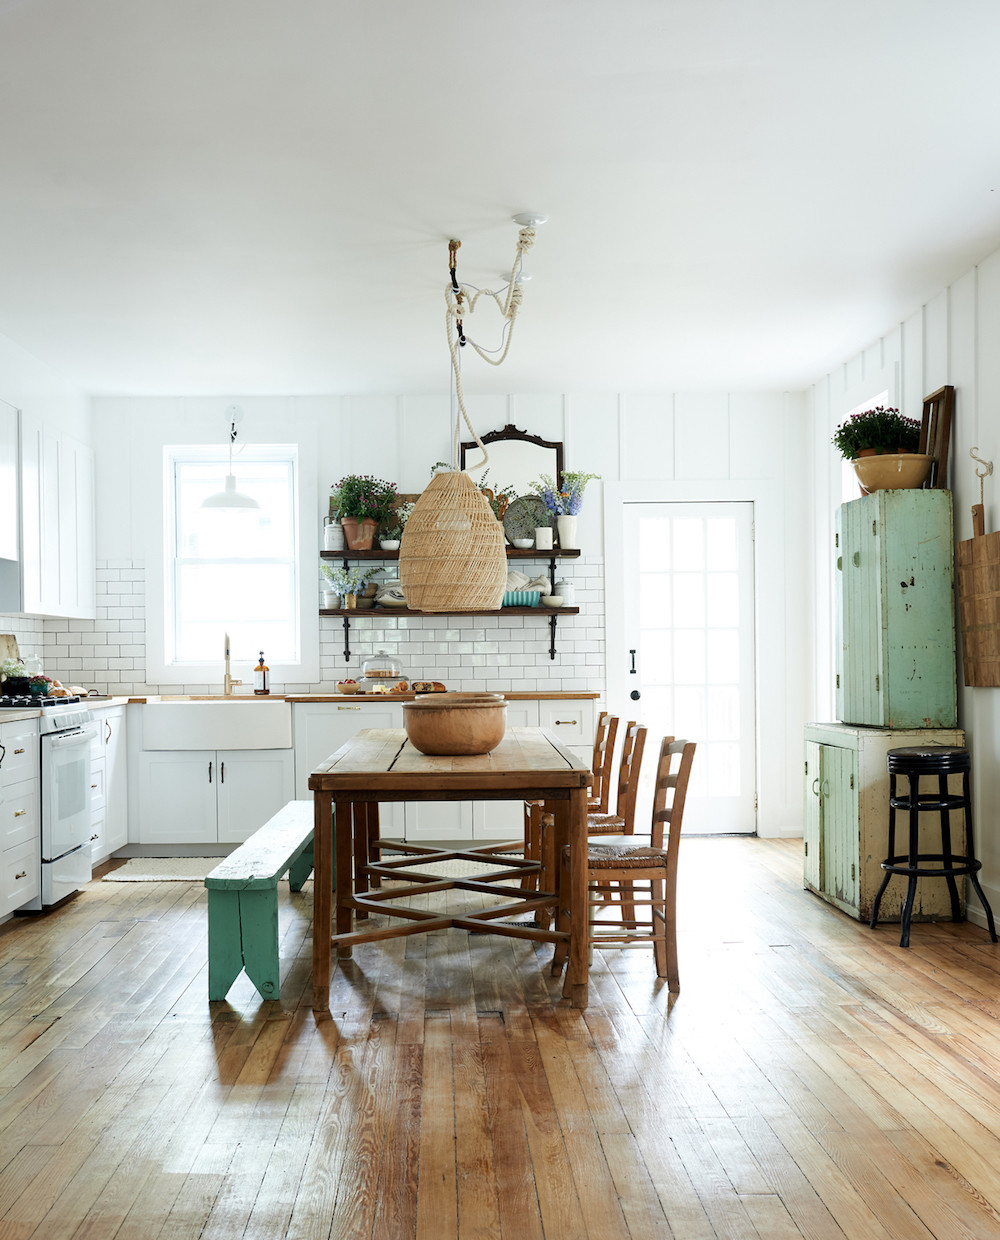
[
  {"left": 851, "top": 453, "right": 933, "bottom": 493},
  {"left": 341, "top": 517, "right": 378, "bottom": 550},
  {"left": 402, "top": 692, "right": 507, "bottom": 755}
]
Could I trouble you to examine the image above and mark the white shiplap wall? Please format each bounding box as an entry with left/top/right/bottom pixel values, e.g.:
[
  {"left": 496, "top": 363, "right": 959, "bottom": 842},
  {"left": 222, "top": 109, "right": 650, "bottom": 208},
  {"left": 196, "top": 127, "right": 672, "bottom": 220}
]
[{"left": 806, "top": 242, "right": 1000, "bottom": 918}]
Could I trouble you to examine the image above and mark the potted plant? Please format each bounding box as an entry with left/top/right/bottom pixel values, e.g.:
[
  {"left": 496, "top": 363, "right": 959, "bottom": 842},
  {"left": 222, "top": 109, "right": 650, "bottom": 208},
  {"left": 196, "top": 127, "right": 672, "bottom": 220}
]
[
  {"left": 530, "top": 470, "right": 601, "bottom": 550},
  {"left": 831, "top": 407, "right": 931, "bottom": 492},
  {"left": 330, "top": 475, "right": 399, "bottom": 549},
  {"left": 320, "top": 563, "right": 379, "bottom": 609}
]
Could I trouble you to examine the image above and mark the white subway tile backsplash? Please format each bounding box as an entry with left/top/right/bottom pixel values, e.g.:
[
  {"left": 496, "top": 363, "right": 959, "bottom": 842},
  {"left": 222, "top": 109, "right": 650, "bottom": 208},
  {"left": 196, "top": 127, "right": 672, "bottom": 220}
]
[{"left": 32, "top": 556, "right": 606, "bottom": 697}]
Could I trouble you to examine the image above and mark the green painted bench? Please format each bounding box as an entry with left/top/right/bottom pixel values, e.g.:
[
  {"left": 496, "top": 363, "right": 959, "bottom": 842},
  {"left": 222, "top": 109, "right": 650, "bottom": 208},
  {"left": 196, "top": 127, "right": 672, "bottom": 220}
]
[{"left": 205, "top": 799, "right": 328, "bottom": 1001}]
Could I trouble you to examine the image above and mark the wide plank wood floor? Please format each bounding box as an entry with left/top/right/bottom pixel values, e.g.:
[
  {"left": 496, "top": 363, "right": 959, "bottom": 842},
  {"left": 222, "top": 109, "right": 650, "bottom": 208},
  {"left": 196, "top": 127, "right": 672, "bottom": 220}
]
[{"left": 2, "top": 837, "right": 1000, "bottom": 1238}]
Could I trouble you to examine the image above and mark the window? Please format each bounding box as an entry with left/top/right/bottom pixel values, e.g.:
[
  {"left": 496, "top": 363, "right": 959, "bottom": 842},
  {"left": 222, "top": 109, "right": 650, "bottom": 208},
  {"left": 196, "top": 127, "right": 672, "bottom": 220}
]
[{"left": 164, "top": 445, "right": 300, "bottom": 668}]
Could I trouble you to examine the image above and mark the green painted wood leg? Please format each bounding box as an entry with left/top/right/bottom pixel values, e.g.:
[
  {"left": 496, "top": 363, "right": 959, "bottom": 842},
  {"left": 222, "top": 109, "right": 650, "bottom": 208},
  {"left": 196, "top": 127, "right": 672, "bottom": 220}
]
[
  {"left": 287, "top": 840, "right": 336, "bottom": 892},
  {"left": 238, "top": 888, "right": 281, "bottom": 1000},
  {"left": 288, "top": 845, "right": 313, "bottom": 891},
  {"left": 207, "top": 889, "right": 246, "bottom": 1001}
]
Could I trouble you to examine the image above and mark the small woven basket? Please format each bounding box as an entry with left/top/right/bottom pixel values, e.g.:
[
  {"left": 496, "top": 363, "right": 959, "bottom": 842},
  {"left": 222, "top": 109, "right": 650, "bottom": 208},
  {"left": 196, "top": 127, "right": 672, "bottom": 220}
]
[{"left": 399, "top": 471, "right": 507, "bottom": 612}]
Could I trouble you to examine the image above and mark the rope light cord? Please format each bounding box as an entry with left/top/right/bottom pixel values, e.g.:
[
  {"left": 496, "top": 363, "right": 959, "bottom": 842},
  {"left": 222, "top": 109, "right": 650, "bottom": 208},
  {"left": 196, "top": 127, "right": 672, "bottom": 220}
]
[{"left": 446, "top": 226, "right": 536, "bottom": 470}]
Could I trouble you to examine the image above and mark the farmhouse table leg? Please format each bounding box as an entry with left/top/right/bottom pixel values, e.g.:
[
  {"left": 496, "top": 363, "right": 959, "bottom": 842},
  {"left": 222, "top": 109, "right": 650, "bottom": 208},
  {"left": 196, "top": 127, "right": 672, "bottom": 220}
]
[
  {"left": 336, "top": 799, "right": 355, "bottom": 957},
  {"left": 549, "top": 798, "right": 569, "bottom": 977},
  {"left": 312, "top": 791, "right": 333, "bottom": 1011},
  {"left": 565, "top": 785, "right": 589, "bottom": 1009},
  {"left": 354, "top": 801, "right": 369, "bottom": 920}
]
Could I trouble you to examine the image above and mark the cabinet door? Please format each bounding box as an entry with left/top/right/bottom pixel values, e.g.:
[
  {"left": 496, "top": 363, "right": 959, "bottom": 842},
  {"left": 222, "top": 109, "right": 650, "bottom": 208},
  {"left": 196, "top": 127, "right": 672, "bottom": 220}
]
[
  {"left": 136, "top": 751, "right": 218, "bottom": 844},
  {"left": 103, "top": 710, "right": 128, "bottom": 852},
  {"left": 217, "top": 749, "right": 295, "bottom": 844},
  {"left": 820, "top": 743, "right": 859, "bottom": 910},
  {"left": 803, "top": 742, "right": 822, "bottom": 890},
  {"left": 471, "top": 701, "right": 539, "bottom": 840},
  {"left": 537, "top": 700, "right": 594, "bottom": 750},
  {"left": 404, "top": 801, "right": 474, "bottom": 843},
  {"left": 839, "top": 499, "right": 882, "bottom": 725}
]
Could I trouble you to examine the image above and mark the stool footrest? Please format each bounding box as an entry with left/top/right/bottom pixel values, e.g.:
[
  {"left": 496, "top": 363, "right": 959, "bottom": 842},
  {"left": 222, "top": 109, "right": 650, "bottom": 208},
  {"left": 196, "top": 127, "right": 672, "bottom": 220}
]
[
  {"left": 889, "top": 794, "right": 968, "bottom": 813},
  {"left": 881, "top": 852, "right": 982, "bottom": 879}
]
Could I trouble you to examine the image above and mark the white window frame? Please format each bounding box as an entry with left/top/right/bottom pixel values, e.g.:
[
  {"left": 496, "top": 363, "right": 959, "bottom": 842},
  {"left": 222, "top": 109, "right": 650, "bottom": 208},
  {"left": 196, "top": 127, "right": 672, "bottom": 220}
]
[{"left": 146, "top": 441, "right": 319, "bottom": 689}]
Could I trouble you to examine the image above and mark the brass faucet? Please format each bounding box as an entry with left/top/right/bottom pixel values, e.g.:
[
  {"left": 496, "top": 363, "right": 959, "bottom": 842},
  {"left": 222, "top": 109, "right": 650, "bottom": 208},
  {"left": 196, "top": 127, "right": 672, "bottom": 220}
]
[{"left": 223, "top": 633, "right": 242, "bottom": 696}]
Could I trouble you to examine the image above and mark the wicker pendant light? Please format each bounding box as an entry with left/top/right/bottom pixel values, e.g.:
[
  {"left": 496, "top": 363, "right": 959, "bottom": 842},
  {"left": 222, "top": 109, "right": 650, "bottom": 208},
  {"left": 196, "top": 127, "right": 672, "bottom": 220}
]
[
  {"left": 398, "top": 214, "right": 546, "bottom": 613},
  {"left": 399, "top": 470, "right": 507, "bottom": 612}
]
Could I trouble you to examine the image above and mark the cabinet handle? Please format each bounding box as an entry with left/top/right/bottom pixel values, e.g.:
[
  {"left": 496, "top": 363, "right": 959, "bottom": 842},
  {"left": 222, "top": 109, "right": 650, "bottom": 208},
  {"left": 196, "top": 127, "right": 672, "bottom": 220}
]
[
  {"left": 208, "top": 760, "right": 213, "bottom": 784},
  {"left": 14, "top": 870, "right": 26, "bottom": 880},
  {"left": 91, "top": 783, "right": 98, "bottom": 789},
  {"left": 106, "top": 721, "right": 112, "bottom": 743},
  {"left": 811, "top": 779, "right": 820, "bottom": 797},
  {"left": 0, "top": 743, "right": 5, "bottom": 766},
  {"left": 13, "top": 748, "right": 24, "bottom": 755},
  {"left": 554, "top": 720, "right": 575, "bottom": 726},
  {"left": 13, "top": 809, "right": 26, "bottom": 818},
  {"left": 337, "top": 705, "right": 361, "bottom": 711},
  {"left": 90, "top": 833, "right": 99, "bottom": 841},
  {"left": 220, "top": 762, "right": 225, "bottom": 784}
]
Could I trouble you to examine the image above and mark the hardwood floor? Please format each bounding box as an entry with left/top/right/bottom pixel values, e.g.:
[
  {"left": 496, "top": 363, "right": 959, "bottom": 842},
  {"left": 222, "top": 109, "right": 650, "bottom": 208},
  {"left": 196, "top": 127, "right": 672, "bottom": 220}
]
[{"left": 2, "top": 837, "right": 1000, "bottom": 1238}]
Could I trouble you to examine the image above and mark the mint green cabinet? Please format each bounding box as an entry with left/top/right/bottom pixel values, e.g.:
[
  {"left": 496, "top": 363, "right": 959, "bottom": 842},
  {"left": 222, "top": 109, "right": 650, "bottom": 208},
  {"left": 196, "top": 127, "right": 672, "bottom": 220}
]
[
  {"left": 804, "top": 722, "right": 964, "bottom": 921},
  {"left": 836, "top": 489, "right": 956, "bottom": 728}
]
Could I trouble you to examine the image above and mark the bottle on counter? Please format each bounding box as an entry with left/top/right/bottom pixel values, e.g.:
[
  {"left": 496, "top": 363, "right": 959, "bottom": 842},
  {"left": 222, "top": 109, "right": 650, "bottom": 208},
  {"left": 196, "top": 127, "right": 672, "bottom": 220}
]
[{"left": 254, "top": 652, "right": 270, "bottom": 695}]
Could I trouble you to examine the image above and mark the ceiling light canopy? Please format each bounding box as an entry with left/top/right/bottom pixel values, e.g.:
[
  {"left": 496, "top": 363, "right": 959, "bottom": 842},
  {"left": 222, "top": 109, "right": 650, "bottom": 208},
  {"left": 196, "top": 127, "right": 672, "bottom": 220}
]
[{"left": 201, "top": 405, "right": 260, "bottom": 510}]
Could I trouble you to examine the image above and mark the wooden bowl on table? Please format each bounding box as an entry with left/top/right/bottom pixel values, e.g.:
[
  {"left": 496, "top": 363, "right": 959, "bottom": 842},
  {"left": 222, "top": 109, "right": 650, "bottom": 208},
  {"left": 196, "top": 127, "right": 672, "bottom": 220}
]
[{"left": 402, "top": 692, "right": 507, "bottom": 755}]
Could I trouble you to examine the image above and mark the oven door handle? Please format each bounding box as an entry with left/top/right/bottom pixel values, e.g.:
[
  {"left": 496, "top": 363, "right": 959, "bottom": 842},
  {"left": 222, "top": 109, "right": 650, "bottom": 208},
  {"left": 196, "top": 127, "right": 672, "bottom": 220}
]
[{"left": 47, "top": 728, "right": 93, "bottom": 749}]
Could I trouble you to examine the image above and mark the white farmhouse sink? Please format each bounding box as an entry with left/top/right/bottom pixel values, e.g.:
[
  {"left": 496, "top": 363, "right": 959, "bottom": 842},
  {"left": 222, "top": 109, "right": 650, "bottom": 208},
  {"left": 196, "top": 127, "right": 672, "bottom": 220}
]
[{"left": 142, "top": 700, "right": 292, "bottom": 750}]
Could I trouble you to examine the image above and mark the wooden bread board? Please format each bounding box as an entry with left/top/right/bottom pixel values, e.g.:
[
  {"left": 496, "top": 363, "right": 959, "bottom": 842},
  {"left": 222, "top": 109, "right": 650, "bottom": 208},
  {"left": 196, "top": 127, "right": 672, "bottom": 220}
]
[
  {"left": 0, "top": 634, "right": 21, "bottom": 666},
  {"left": 956, "top": 526, "right": 1000, "bottom": 686}
]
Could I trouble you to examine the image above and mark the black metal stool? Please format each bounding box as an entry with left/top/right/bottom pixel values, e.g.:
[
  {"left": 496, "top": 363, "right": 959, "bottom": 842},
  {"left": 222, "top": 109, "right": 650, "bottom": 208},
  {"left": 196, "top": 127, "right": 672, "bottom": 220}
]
[{"left": 869, "top": 746, "right": 998, "bottom": 948}]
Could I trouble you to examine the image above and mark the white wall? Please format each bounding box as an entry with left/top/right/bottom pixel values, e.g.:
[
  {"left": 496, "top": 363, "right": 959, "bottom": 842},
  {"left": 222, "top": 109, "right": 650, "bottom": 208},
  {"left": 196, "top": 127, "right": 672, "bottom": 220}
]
[{"left": 805, "top": 245, "right": 1000, "bottom": 919}]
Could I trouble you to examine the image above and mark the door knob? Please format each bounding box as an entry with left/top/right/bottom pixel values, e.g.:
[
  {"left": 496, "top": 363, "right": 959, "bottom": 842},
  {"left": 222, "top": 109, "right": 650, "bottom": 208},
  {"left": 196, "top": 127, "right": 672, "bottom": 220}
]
[{"left": 630, "top": 690, "right": 641, "bottom": 701}]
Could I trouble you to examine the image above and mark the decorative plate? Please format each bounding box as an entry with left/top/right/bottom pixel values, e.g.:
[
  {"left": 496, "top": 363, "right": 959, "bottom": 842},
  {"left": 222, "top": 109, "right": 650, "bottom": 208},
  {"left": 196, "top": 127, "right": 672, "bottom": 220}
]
[{"left": 503, "top": 495, "right": 550, "bottom": 543}]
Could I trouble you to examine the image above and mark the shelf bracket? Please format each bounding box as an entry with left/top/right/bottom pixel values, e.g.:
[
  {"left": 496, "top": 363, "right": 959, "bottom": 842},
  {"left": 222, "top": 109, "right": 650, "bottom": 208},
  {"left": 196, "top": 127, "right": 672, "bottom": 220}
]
[
  {"left": 549, "top": 614, "right": 558, "bottom": 660},
  {"left": 343, "top": 615, "right": 351, "bottom": 663}
]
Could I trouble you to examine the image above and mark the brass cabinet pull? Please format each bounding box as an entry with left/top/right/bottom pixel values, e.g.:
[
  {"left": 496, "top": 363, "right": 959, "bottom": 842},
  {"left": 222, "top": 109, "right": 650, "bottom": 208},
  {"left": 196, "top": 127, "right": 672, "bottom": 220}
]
[
  {"left": 90, "top": 833, "right": 99, "bottom": 841},
  {"left": 14, "top": 871, "right": 26, "bottom": 880},
  {"left": 13, "top": 747, "right": 24, "bottom": 755},
  {"left": 554, "top": 719, "right": 575, "bottom": 726},
  {"left": 337, "top": 706, "right": 361, "bottom": 711},
  {"left": 91, "top": 783, "right": 98, "bottom": 789},
  {"left": 13, "top": 809, "right": 26, "bottom": 818}
]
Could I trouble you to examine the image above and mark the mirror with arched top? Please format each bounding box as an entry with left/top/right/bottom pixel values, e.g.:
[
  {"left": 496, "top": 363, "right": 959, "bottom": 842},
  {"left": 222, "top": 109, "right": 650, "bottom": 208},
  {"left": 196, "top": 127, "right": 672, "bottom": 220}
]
[{"left": 460, "top": 424, "right": 564, "bottom": 499}]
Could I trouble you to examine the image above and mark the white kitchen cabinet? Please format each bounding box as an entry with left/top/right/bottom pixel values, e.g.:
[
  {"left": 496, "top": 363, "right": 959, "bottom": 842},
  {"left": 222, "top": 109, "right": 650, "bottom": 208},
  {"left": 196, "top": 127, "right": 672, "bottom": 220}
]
[
  {"left": 88, "top": 706, "right": 128, "bottom": 864},
  {"left": 136, "top": 747, "right": 294, "bottom": 846},
  {"left": 293, "top": 699, "right": 403, "bottom": 835},
  {"left": 19, "top": 413, "right": 95, "bottom": 619},
  {"left": 0, "top": 719, "right": 40, "bottom": 916},
  {"left": 0, "top": 401, "right": 19, "bottom": 612}
]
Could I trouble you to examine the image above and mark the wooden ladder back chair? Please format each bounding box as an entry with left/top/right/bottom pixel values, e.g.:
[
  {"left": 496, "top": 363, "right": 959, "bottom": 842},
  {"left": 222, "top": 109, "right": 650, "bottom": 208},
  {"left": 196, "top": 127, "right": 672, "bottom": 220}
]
[
  {"left": 587, "top": 721, "right": 646, "bottom": 837},
  {"left": 522, "top": 710, "right": 622, "bottom": 887},
  {"left": 572, "top": 736, "right": 696, "bottom": 990},
  {"left": 588, "top": 712, "right": 620, "bottom": 814}
]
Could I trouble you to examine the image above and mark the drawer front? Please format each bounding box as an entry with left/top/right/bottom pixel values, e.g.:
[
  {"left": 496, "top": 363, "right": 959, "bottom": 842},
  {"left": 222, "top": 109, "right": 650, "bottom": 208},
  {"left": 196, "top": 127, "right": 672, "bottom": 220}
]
[
  {"left": 538, "top": 702, "right": 596, "bottom": 749},
  {"left": 1, "top": 781, "right": 38, "bottom": 851},
  {"left": 0, "top": 729, "right": 39, "bottom": 786},
  {"left": 2, "top": 838, "right": 40, "bottom": 914}
]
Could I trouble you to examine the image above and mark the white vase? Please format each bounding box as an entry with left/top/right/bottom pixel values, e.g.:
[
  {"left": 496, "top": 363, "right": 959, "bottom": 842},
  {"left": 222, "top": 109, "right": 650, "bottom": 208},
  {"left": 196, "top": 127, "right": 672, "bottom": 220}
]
[
  {"left": 534, "top": 526, "right": 553, "bottom": 550},
  {"left": 556, "top": 515, "right": 578, "bottom": 550},
  {"left": 324, "top": 521, "right": 345, "bottom": 551}
]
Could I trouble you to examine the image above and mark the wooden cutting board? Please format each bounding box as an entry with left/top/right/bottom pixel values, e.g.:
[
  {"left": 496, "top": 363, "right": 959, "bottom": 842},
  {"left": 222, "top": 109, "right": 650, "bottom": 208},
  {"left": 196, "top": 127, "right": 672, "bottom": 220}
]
[
  {"left": 955, "top": 504, "right": 1000, "bottom": 686},
  {"left": 0, "top": 634, "right": 20, "bottom": 666}
]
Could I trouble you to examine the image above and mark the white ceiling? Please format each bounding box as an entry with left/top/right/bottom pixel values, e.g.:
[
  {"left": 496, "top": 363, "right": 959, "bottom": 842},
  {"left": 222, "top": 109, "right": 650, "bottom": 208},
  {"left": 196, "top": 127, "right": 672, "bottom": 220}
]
[{"left": 2, "top": 0, "right": 1000, "bottom": 397}]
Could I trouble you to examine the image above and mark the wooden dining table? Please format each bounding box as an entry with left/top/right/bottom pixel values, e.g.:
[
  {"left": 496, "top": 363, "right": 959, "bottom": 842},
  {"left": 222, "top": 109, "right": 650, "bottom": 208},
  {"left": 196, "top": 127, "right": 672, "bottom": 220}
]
[{"left": 308, "top": 726, "right": 592, "bottom": 1009}]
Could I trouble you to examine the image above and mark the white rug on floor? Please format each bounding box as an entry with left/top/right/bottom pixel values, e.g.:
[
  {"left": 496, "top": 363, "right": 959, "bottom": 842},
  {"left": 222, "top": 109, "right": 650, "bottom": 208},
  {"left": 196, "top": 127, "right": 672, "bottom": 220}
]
[{"left": 104, "top": 858, "right": 218, "bottom": 882}]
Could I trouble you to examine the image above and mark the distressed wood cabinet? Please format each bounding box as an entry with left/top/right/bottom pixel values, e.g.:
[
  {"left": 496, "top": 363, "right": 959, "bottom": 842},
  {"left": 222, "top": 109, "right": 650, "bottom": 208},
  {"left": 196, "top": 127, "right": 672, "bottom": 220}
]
[
  {"left": 836, "top": 489, "right": 957, "bottom": 728},
  {"left": 804, "top": 722, "right": 964, "bottom": 922}
]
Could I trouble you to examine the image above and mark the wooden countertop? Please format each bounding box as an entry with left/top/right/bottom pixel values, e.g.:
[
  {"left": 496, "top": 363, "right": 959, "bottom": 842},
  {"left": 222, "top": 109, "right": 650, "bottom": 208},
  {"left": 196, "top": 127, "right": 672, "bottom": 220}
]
[{"left": 126, "top": 691, "right": 601, "bottom": 703}]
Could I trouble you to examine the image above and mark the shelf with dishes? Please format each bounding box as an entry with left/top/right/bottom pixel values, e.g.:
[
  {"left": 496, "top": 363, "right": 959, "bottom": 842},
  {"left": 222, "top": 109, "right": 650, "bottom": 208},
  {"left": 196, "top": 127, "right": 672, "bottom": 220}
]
[{"left": 318, "top": 549, "right": 581, "bottom": 662}]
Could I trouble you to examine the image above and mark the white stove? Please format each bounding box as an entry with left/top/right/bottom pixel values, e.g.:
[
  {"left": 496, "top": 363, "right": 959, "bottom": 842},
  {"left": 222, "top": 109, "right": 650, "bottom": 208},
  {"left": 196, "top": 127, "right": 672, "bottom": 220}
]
[{"left": 3, "top": 695, "right": 99, "bottom": 909}]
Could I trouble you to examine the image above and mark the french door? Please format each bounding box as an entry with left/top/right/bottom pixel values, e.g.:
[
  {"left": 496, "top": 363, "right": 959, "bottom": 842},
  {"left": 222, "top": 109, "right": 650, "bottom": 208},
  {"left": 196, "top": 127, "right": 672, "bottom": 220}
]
[{"left": 614, "top": 501, "right": 757, "bottom": 834}]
